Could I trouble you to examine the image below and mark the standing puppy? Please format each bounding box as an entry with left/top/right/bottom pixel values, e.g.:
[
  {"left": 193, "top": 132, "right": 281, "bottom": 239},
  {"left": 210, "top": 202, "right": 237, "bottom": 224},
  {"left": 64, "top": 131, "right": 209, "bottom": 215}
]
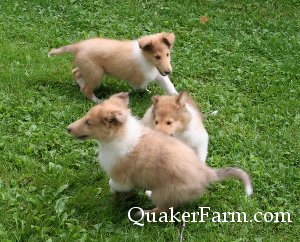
[
  {"left": 67, "top": 93, "right": 252, "bottom": 217},
  {"left": 142, "top": 91, "right": 209, "bottom": 163},
  {"left": 49, "top": 32, "right": 177, "bottom": 102}
]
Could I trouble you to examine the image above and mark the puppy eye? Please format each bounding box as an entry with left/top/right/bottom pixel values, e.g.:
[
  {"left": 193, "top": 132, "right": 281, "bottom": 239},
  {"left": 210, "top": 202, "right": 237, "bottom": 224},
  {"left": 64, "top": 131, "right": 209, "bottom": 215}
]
[
  {"left": 85, "top": 120, "right": 91, "bottom": 126},
  {"left": 155, "top": 55, "right": 161, "bottom": 60},
  {"left": 166, "top": 53, "right": 169, "bottom": 57},
  {"left": 166, "top": 121, "right": 173, "bottom": 125},
  {"left": 155, "top": 120, "right": 158, "bottom": 125}
]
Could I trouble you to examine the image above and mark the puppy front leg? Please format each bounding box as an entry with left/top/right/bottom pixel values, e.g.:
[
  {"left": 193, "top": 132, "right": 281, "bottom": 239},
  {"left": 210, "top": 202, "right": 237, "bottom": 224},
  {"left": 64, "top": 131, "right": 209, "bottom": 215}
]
[
  {"left": 155, "top": 75, "right": 178, "bottom": 94},
  {"left": 196, "top": 132, "right": 209, "bottom": 163},
  {"left": 196, "top": 146, "right": 208, "bottom": 164},
  {"left": 109, "top": 179, "right": 133, "bottom": 193}
]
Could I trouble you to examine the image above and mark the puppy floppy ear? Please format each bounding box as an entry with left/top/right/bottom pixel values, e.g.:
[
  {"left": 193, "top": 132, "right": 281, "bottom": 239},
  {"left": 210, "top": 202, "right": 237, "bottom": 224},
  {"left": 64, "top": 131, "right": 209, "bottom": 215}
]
[
  {"left": 111, "top": 92, "right": 129, "bottom": 106},
  {"left": 176, "top": 91, "right": 188, "bottom": 106},
  {"left": 105, "top": 110, "right": 127, "bottom": 127},
  {"left": 162, "top": 32, "right": 175, "bottom": 48},
  {"left": 151, "top": 95, "right": 160, "bottom": 105},
  {"left": 138, "top": 36, "right": 152, "bottom": 51}
]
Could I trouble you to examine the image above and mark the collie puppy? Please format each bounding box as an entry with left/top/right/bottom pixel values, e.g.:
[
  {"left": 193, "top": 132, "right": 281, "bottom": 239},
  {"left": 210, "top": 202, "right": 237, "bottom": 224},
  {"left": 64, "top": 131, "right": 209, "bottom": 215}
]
[
  {"left": 67, "top": 93, "right": 252, "bottom": 216},
  {"left": 49, "top": 32, "right": 177, "bottom": 102},
  {"left": 142, "top": 91, "right": 209, "bottom": 163}
]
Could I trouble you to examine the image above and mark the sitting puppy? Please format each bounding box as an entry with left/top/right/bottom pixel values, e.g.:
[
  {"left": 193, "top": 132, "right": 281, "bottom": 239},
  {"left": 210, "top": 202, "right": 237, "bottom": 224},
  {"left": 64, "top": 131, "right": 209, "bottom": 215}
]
[
  {"left": 67, "top": 93, "right": 252, "bottom": 217},
  {"left": 49, "top": 32, "right": 177, "bottom": 102},
  {"left": 142, "top": 91, "right": 209, "bottom": 163}
]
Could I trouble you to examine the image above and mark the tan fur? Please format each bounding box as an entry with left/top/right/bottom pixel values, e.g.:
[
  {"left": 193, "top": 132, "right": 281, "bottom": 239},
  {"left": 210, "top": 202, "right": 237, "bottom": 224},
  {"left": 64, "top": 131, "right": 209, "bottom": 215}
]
[
  {"left": 49, "top": 32, "right": 177, "bottom": 101},
  {"left": 67, "top": 93, "right": 253, "bottom": 216},
  {"left": 143, "top": 92, "right": 204, "bottom": 134},
  {"left": 142, "top": 91, "right": 209, "bottom": 162}
]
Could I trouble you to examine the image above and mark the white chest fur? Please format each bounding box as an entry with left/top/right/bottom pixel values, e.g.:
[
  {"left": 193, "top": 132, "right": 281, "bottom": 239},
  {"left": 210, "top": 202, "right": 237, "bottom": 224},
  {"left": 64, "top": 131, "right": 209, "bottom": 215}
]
[
  {"left": 176, "top": 104, "right": 202, "bottom": 148},
  {"left": 176, "top": 104, "right": 209, "bottom": 163},
  {"left": 132, "top": 41, "right": 159, "bottom": 83},
  {"left": 98, "top": 117, "right": 142, "bottom": 175}
]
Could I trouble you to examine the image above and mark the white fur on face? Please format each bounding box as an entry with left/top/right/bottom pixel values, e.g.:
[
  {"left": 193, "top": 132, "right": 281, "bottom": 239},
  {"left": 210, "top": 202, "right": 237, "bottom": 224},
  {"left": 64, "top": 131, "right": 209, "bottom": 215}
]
[
  {"left": 98, "top": 116, "right": 142, "bottom": 175},
  {"left": 176, "top": 104, "right": 209, "bottom": 163},
  {"left": 132, "top": 41, "right": 159, "bottom": 85}
]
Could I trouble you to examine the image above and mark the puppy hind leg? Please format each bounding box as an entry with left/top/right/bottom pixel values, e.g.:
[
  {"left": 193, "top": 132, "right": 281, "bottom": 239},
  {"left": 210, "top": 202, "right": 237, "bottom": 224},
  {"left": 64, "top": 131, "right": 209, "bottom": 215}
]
[
  {"left": 80, "top": 67, "right": 104, "bottom": 103},
  {"left": 135, "top": 189, "right": 182, "bottom": 220},
  {"left": 72, "top": 67, "right": 84, "bottom": 88},
  {"left": 134, "top": 207, "right": 168, "bottom": 220},
  {"left": 83, "top": 86, "right": 100, "bottom": 103}
]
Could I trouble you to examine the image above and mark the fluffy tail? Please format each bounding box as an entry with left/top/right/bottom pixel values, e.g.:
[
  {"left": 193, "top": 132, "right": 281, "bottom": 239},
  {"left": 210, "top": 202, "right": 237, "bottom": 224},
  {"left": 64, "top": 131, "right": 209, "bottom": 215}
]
[
  {"left": 215, "top": 167, "right": 253, "bottom": 196},
  {"left": 48, "top": 44, "right": 78, "bottom": 57}
]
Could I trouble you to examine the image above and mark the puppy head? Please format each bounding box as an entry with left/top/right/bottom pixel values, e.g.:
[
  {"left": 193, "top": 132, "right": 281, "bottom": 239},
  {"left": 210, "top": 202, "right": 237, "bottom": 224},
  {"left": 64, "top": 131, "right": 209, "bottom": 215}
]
[
  {"left": 151, "top": 91, "right": 191, "bottom": 136},
  {"left": 138, "top": 32, "right": 175, "bottom": 76},
  {"left": 67, "top": 93, "right": 130, "bottom": 142}
]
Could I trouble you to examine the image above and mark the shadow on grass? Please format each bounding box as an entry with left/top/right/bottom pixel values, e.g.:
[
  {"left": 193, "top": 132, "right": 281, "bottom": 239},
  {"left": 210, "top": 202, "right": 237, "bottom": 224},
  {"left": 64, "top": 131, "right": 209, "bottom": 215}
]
[{"left": 40, "top": 76, "right": 153, "bottom": 105}]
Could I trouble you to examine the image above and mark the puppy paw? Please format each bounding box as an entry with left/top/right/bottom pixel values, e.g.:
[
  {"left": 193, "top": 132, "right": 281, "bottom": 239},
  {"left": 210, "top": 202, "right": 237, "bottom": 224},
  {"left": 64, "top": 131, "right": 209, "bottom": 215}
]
[{"left": 92, "top": 96, "right": 101, "bottom": 103}]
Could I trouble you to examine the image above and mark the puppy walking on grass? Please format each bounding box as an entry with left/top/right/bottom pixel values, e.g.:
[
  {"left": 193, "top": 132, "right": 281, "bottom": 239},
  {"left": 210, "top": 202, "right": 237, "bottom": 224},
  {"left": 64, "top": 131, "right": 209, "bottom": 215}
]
[
  {"left": 49, "top": 32, "right": 177, "bottom": 102},
  {"left": 142, "top": 91, "right": 209, "bottom": 163},
  {"left": 67, "top": 93, "right": 252, "bottom": 217}
]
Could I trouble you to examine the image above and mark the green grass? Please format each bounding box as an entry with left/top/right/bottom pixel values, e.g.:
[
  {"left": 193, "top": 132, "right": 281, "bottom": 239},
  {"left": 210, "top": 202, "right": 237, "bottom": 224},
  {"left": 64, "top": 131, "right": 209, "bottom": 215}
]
[{"left": 0, "top": 0, "right": 299, "bottom": 241}]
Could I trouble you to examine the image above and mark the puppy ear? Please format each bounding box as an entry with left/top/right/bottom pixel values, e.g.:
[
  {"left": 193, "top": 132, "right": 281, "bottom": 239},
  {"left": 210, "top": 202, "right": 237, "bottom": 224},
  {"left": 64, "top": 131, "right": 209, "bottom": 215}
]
[
  {"left": 162, "top": 32, "right": 175, "bottom": 48},
  {"left": 105, "top": 110, "right": 127, "bottom": 126},
  {"left": 111, "top": 92, "right": 129, "bottom": 106},
  {"left": 138, "top": 36, "right": 152, "bottom": 51},
  {"left": 152, "top": 95, "right": 160, "bottom": 105},
  {"left": 176, "top": 91, "right": 188, "bottom": 106}
]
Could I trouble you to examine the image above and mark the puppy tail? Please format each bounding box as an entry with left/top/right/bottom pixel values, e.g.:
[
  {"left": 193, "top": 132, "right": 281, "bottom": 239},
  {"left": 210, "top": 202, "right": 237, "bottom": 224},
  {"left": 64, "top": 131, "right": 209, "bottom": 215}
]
[
  {"left": 215, "top": 167, "right": 253, "bottom": 196},
  {"left": 48, "top": 44, "right": 78, "bottom": 57}
]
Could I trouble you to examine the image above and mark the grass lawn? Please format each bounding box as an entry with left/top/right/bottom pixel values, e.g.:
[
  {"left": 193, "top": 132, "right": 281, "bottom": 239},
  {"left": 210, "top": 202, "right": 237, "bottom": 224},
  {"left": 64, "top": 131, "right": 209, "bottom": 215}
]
[{"left": 0, "top": 0, "right": 299, "bottom": 241}]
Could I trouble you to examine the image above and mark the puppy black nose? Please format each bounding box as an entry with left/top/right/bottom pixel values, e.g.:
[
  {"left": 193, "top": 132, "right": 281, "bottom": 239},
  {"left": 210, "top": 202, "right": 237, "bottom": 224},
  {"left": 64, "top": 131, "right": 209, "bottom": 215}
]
[
  {"left": 164, "top": 71, "right": 171, "bottom": 75},
  {"left": 66, "top": 128, "right": 71, "bottom": 133}
]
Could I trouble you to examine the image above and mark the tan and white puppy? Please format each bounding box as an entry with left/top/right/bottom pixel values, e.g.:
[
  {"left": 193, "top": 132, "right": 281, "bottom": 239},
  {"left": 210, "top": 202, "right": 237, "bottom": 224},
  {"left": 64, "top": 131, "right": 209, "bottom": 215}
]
[
  {"left": 67, "top": 93, "right": 252, "bottom": 217},
  {"left": 142, "top": 91, "right": 209, "bottom": 163},
  {"left": 49, "top": 32, "right": 177, "bottom": 102}
]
